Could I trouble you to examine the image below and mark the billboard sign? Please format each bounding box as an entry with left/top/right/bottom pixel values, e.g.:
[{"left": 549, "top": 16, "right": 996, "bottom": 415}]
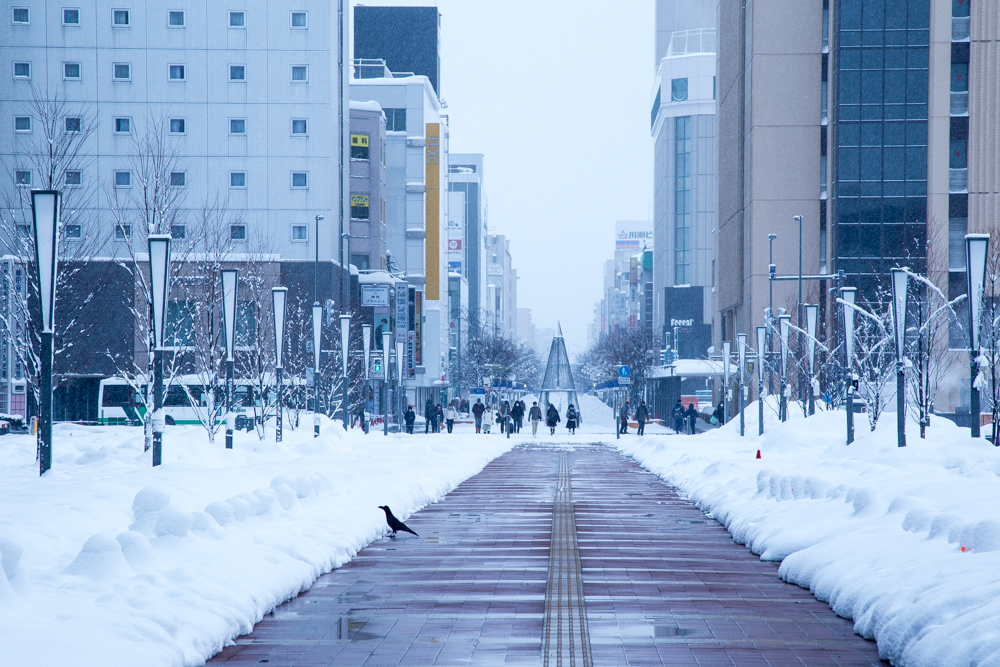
[
  {"left": 360, "top": 284, "right": 390, "bottom": 307},
  {"left": 615, "top": 221, "right": 653, "bottom": 252}
]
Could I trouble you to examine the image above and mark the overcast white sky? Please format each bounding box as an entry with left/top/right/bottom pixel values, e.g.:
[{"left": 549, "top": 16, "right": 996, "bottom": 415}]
[{"left": 351, "top": 1, "right": 655, "bottom": 359}]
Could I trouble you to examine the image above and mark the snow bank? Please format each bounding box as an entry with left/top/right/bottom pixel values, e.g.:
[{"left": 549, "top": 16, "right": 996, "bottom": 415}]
[
  {"left": 617, "top": 404, "right": 1000, "bottom": 666},
  {"left": 0, "top": 419, "right": 513, "bottom": 666}
]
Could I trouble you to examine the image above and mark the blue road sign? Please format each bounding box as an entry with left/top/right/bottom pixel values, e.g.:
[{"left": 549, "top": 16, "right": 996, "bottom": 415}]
[{"left": 618, "top": 365, "right": 631, "bottom": 378}]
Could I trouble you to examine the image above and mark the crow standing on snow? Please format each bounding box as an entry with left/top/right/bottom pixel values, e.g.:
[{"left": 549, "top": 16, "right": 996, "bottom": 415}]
[{"left": 378, "top": 505, "right": 418, "bottom": 538}]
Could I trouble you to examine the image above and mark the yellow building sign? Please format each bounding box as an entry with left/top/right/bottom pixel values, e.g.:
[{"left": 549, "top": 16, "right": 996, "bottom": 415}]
[
  {"left": 350, "top": 194, "right": 369, "bottom": 207},
  {"left": 350, "top": 134, "right": 369, "bottom": 147}
]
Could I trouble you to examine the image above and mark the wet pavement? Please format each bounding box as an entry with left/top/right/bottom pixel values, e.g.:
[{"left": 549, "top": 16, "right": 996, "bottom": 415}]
[{"left": 208, "top": 443, "right": 886, "bottom": 666}]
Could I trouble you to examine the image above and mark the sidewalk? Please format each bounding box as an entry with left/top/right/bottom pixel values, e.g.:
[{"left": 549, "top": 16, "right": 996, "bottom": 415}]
[{"left": 209, "top": 443, "right": 886, "bottom": 666}]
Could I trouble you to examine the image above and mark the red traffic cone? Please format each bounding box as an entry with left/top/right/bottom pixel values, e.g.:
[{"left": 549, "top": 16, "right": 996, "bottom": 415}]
[{"left": 755, "top": 450, "right": 761, "bottom": 459}]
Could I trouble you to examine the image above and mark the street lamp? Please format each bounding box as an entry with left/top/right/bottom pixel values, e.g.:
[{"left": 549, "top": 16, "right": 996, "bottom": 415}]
[
  {"left": 805, "top": 304, "right": 819, "bottom": 416},
  {"left": 340, "top": 313, "right": 351, "bottom": 431},
  {"left": 221, "top": 269, "right": 238, "bottom": 450},
  {"left": 965, "top": 234, "right": 990, "bottom": 440},
  {"left": 272, "top": 287, "right": 287, "bottom": 443},
  {"left": 312, "top": 303, "right": 322, "bottom": 437},
  {"left": 148, "top": 234, "right": 171, "bottom": 466},
  {"left": 31, "top": 189, "right": 60, "bottom": 476},
  {"left": 722, "top": 340, "right": 731, "bottom": 425},
  {"left": 756, "top": 326, "right": 766, "bottom": 435},
  {"left": 890, "top": 268, "right": 908, "bottom": 448},
  {"left": 737, "top": 333, "right": 747, "bottom": 436},
  {"left": 794, "top": 215, "right": 804, "bottom": 408},
  {"left": 842, "top": 286, "right": 857, "bottom": 444},
  {"left": 382, "top": 331, "right": 391, "bottom": 435},
  {"left": 768, "top": 232, "right": 777, "bottom": 394},
  {"left": 362, "top": 323, "right": 371, "bottom": 434},
  {"left": 778, "top": 314, "right": 791, "bottom": 421},
  {"left": 396, "top": 340, "right": 405, "bottom": 428}
]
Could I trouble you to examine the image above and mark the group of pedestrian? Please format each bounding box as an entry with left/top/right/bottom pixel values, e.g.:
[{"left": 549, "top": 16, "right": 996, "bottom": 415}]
[
  {"left": 617, "top": 400, "right": 649, "bottom": 435},
  {"left": 671, "top": 400, "right": 700, "bottom": 435}
]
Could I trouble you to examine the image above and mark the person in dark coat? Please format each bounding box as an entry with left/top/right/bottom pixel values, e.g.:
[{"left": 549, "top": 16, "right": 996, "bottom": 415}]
[
  {"left": 424, "top": 399, "right": 436, "bottom": 434},
  {"left": 436, "top": 404, "right": 445, "bottom": 432},
  {"left": 511, "top": 400, "right": 525, "bottom": 433},
  {"left": 635, "top": 400, "right": 648, "bottom": 436},
  {"left": 404, "top": 405, "right": 416, "bottom": 434},
  {"left": 545, "top": 403, "right": 560, "bottom": 435},
  {"left": 472, "top": 398, "right": 485, "bottom": 433},
  {"left": 685, "top": 403, "right": 698, "bottom": 435},
  {"left": 619, "top": 401, "right": 630, "bottom": 435},
  {"left": 713, "top": 401, "right": 725, "bottom": 427},
  {"left": 671, "top": 400, "right": 685, "bottom": 434},
  {"left": 565, "top": 403, "right": 579, "bottom": 435}
]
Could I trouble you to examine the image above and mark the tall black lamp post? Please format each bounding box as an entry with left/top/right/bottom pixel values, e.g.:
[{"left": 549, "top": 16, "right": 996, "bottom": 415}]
[
  {"left": 31, "top": 190, "right": 59, "bottom": 476},
  {"left": 382, "top": 331, "right": 391, "bottom": 435},
  {"left": 805, "top": 304, "right": 818, "bottom": 416},
  {"left": 842, "top": 286, "right": 857, "bottom": 444},
  {"left": 722, "top": 340, "right": 731, "bottom": 424},
  {"left": 965, "top": 234, "right": 990, "bottom": 440},
  {"left": 362, "top": 323, "right": 371, "bottom": 433},
  {"left": 756, "top": 326, "right": 766, "bottom": 435},
  {"left": 340, "top": 313, "right": 351, "bottom": 431},
  {"left": 313, "top": 303, "right": 322, "bottom": 437},
  {"left": 778, "top": 314, "right": 791, "bottom": 421},
  {"left": 272, "top": 287, "right": 286, "bottom": 443},
  {"left": 221, "top": 269, "right": 238, "bottom": 449},
  {"left": 890, "top": 268, "right": 908, "bottom": 447},
  {"left": 148, "top": 234, "right": 171, "bottom": 466},
  {"left": 737, "top": 333, "right": 747, "bottom": 436}
]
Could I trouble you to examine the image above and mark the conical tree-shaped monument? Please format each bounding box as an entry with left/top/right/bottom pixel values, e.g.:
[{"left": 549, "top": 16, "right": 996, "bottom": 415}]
[{"left": 539, "top": 323, "right": 580, "bottom": 423}]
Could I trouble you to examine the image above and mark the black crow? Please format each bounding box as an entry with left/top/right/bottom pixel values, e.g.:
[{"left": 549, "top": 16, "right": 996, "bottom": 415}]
[{"left": 378, "top": 505, "right": 418, "bottom": 538}]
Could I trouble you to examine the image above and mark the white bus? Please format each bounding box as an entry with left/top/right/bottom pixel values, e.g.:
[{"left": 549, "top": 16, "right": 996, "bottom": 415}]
[{"left": 97, "top": 375, "right": 273, "bottom": 426}]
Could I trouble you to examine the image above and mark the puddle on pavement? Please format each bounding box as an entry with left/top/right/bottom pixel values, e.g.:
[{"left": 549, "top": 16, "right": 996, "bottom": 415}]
[
  {"left": 336, "top": 616, "right": 382, "bottom": 641},
  {"left": 654, "top": 625, "right": 694, "bottom": 637}
]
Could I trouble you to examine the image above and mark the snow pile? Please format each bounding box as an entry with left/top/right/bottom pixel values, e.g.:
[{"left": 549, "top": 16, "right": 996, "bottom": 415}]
[
  {"left": 617, "top": 405, "right": 1000, "bottom": 666},
  {"left": 0, "top": 419, "right": 513, "bottom": 667}
]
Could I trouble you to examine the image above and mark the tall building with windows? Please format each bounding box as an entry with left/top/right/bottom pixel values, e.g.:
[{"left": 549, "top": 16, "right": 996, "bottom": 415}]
[
  {"left": 353, "top": 6, "right": 441, "bottom": 96},
  {"left": 651, "top": 0, "right": 716, "bottom": 350},
  {"left": 448, "top": 154, "right": 486, "bottom": 329},
  {"left": 716, "top": 0, "right": 994, "bottom": 412},
  {"left": 348, "top": 101, "right": 387, "bottom": 273}
]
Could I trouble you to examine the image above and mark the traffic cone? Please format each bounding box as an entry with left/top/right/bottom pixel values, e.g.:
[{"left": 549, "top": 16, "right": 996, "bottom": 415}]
[{"left": 755, "top": 449, "right": 761, "bottom": 459}]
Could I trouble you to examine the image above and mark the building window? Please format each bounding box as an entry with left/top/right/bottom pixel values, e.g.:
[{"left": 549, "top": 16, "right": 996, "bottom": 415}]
[
  {"left": 13, "top": 62, "right": 30, "bottom": 79},
  {"left": 65, "top": 170, "right": 82, "bottom": 186},
  {"left": 291, "top": 172, "right": 308, "bottom": 188},
  {"left": 63, "top": 62, "right": 81, "bottom": 80},
  {"left": 230, "top": 171, "right": 246, "bottom": 188},
  {"left": 229, "top": 118, "right": 245, "bottom": 134},
  {"left": 229, "top": 65, "right": 245, "bottom": 81},
  {"left": 64, "top": 224, "right": 82, "bottom": 239},
  {"left": 63, "top": 8, "right": 80, "bottom": 25},
  {"left": 168, "top": 10, "right": 184, "bottom": 27},
  {"left": 291, "top": 224, "right": 308, "bottom": 242},
  {"left": 113, "top": 63, "right": 130, "bottom": 81},
  {"left": 65, "top": 116, "right": 81, "bottom": 132},
  {"left": 350, "top": 193, "right": 370, "bottom": 219},
  {"left": 169, "top": 65, "right": 185, "bottom": 81},
  {"left": 15, "top": 170, "right": 31, "bottom": 186},
  {"left": 674, "top": 116, "right": 692, "bottom": 284},
  {"left": 230, "top": 225, "right": 246, "bottom": 240},
  {"left": 171, "top": 225, "right": 186, "bottom": 239},
  {"left": 290, "top": 11, "right": 307, "bottom": 28},
  {"left": 291, "top": 65, "right": 308, "bottom": 82},
  {"left": 291, "top": 119, "right": 307, "bottom": 135},
  {"left": 115, "top": 224, "right": 131, "bottom": 239},
  {"left": 12, "top": 7, "right": 28, "bottom": 24},
  {"left": 169, "top": 171, "right": 186, "bottom": 187},
  {"left": 14, "top": 116, "right": 30, "bottom": 133},
  {"left": 114, "top": 117, "right": 131, "bottom": 133},
  {"left": 351, "top": 134, "right": 370, "bottom": 159},
  {"left": 671, "top": 78, "right": 688, "bottom": 102},
  {"left": 114, "top": 170, "right": 131, "bottom": 187},
  {"left": 229, "top": 11, "right": 245, "bottom": 27},
  {"left": 384, "top": 108, "right": 406, "bottom": 131},
  {"left": 112, "top": 9, "right": 129, "bottom": 26},
  {"left": 169, "top": 118, "right": 185, "bottom": 134},
  {"left": 351, "top": 255, "right": 370, "bottom": 271}
]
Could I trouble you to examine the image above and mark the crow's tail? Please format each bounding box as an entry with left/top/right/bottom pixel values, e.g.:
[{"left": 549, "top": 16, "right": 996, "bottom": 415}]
[{"left": 401, "top": 525, "right": 418, "bottom": 536}]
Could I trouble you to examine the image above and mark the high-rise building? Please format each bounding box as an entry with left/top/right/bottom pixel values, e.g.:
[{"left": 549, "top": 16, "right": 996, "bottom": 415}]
[
  {"left": 349, "top": 102, "right": 388, "bottom": 273},
  {"left": 353, "top": 6, "right": 441, "bottom": 96},
  {"left": 716, "top": 0, "right": 994, "bottom": 412},
  {"left": 448, "top": 154, "right": 487, "bottom": 328},
  {"left": 651, "top": 0, "right": 716, "bottom": 347},
  {"left": 485, "top": 233, "right": 517, "bottom": 340}
]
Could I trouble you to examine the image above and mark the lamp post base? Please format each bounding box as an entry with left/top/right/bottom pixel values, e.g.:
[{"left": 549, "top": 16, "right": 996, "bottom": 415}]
[{"left": 39, "top": 331, "right": 53, "bottom": 476}]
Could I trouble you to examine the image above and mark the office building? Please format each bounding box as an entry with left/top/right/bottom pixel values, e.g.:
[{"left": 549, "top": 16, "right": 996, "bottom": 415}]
[
  {"left": 485, "top": 233, "right": 517, "bottom": 340},
  {"left": 348, "top": 101, "right": 388, "bottom": 273},
  {"left": 353, "top": 6, "right": 441, "bottom": 96},
  {"left": 448, "top": 154, "right": 487, "bottom": 329}
]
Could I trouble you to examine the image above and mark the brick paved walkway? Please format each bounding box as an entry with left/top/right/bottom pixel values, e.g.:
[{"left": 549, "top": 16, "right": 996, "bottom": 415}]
[{"left": 208, "top": 443, "right": 886, "bottom": 666}]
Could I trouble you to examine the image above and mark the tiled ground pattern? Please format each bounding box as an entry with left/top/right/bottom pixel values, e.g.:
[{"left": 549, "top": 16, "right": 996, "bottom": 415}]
[{"left": 208, "top": 443, "right": 886, "bottom": 666}]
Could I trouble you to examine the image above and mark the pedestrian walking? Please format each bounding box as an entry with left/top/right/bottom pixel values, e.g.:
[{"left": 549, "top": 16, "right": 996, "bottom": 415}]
[
  {"left": 404, "top": 405, "right": 416, "bottom": 434},
  {"left": 685, "top": 402, "right": 698, "bottom": 435},
  {"left": 635, "top": 400, "right": 648, "bottom": 436},
  {"left": 619, "top": 401, "right": 630, "bottom": 435},
  {"left": 712, "top": 401, "right": 724, "bottom": 427},
  {"left": 424, "top": 398, "right": 436, "bottom": 434},
  {"left": 528, "top": 401, "right": 542, "bottom": 436},
  {"left": 444, "top": 403, "right": 458, "bottom": 433},
  {"left": 511, "top": 399, "right": 524, "bottom": 433},
  {"left": 482, "top": 405, "right": 492, "bottom": 433},
  {"left": 565, "top": 403, "right": 578, "bottom": 435},
  {"left": 472, "top": 398, "right": 485, "bottom": 433},
  {"left": 671, "top": 400, "right": 685, "bottom": 434},
  {"left": 436, "top": 404, "right": 445, "bottom": 432},
  {"left": 357, "top": 404, "right": 368, "bottom": 434},
  {"left": 545, "top": 403, "right": 560, "bottom": 435}
]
